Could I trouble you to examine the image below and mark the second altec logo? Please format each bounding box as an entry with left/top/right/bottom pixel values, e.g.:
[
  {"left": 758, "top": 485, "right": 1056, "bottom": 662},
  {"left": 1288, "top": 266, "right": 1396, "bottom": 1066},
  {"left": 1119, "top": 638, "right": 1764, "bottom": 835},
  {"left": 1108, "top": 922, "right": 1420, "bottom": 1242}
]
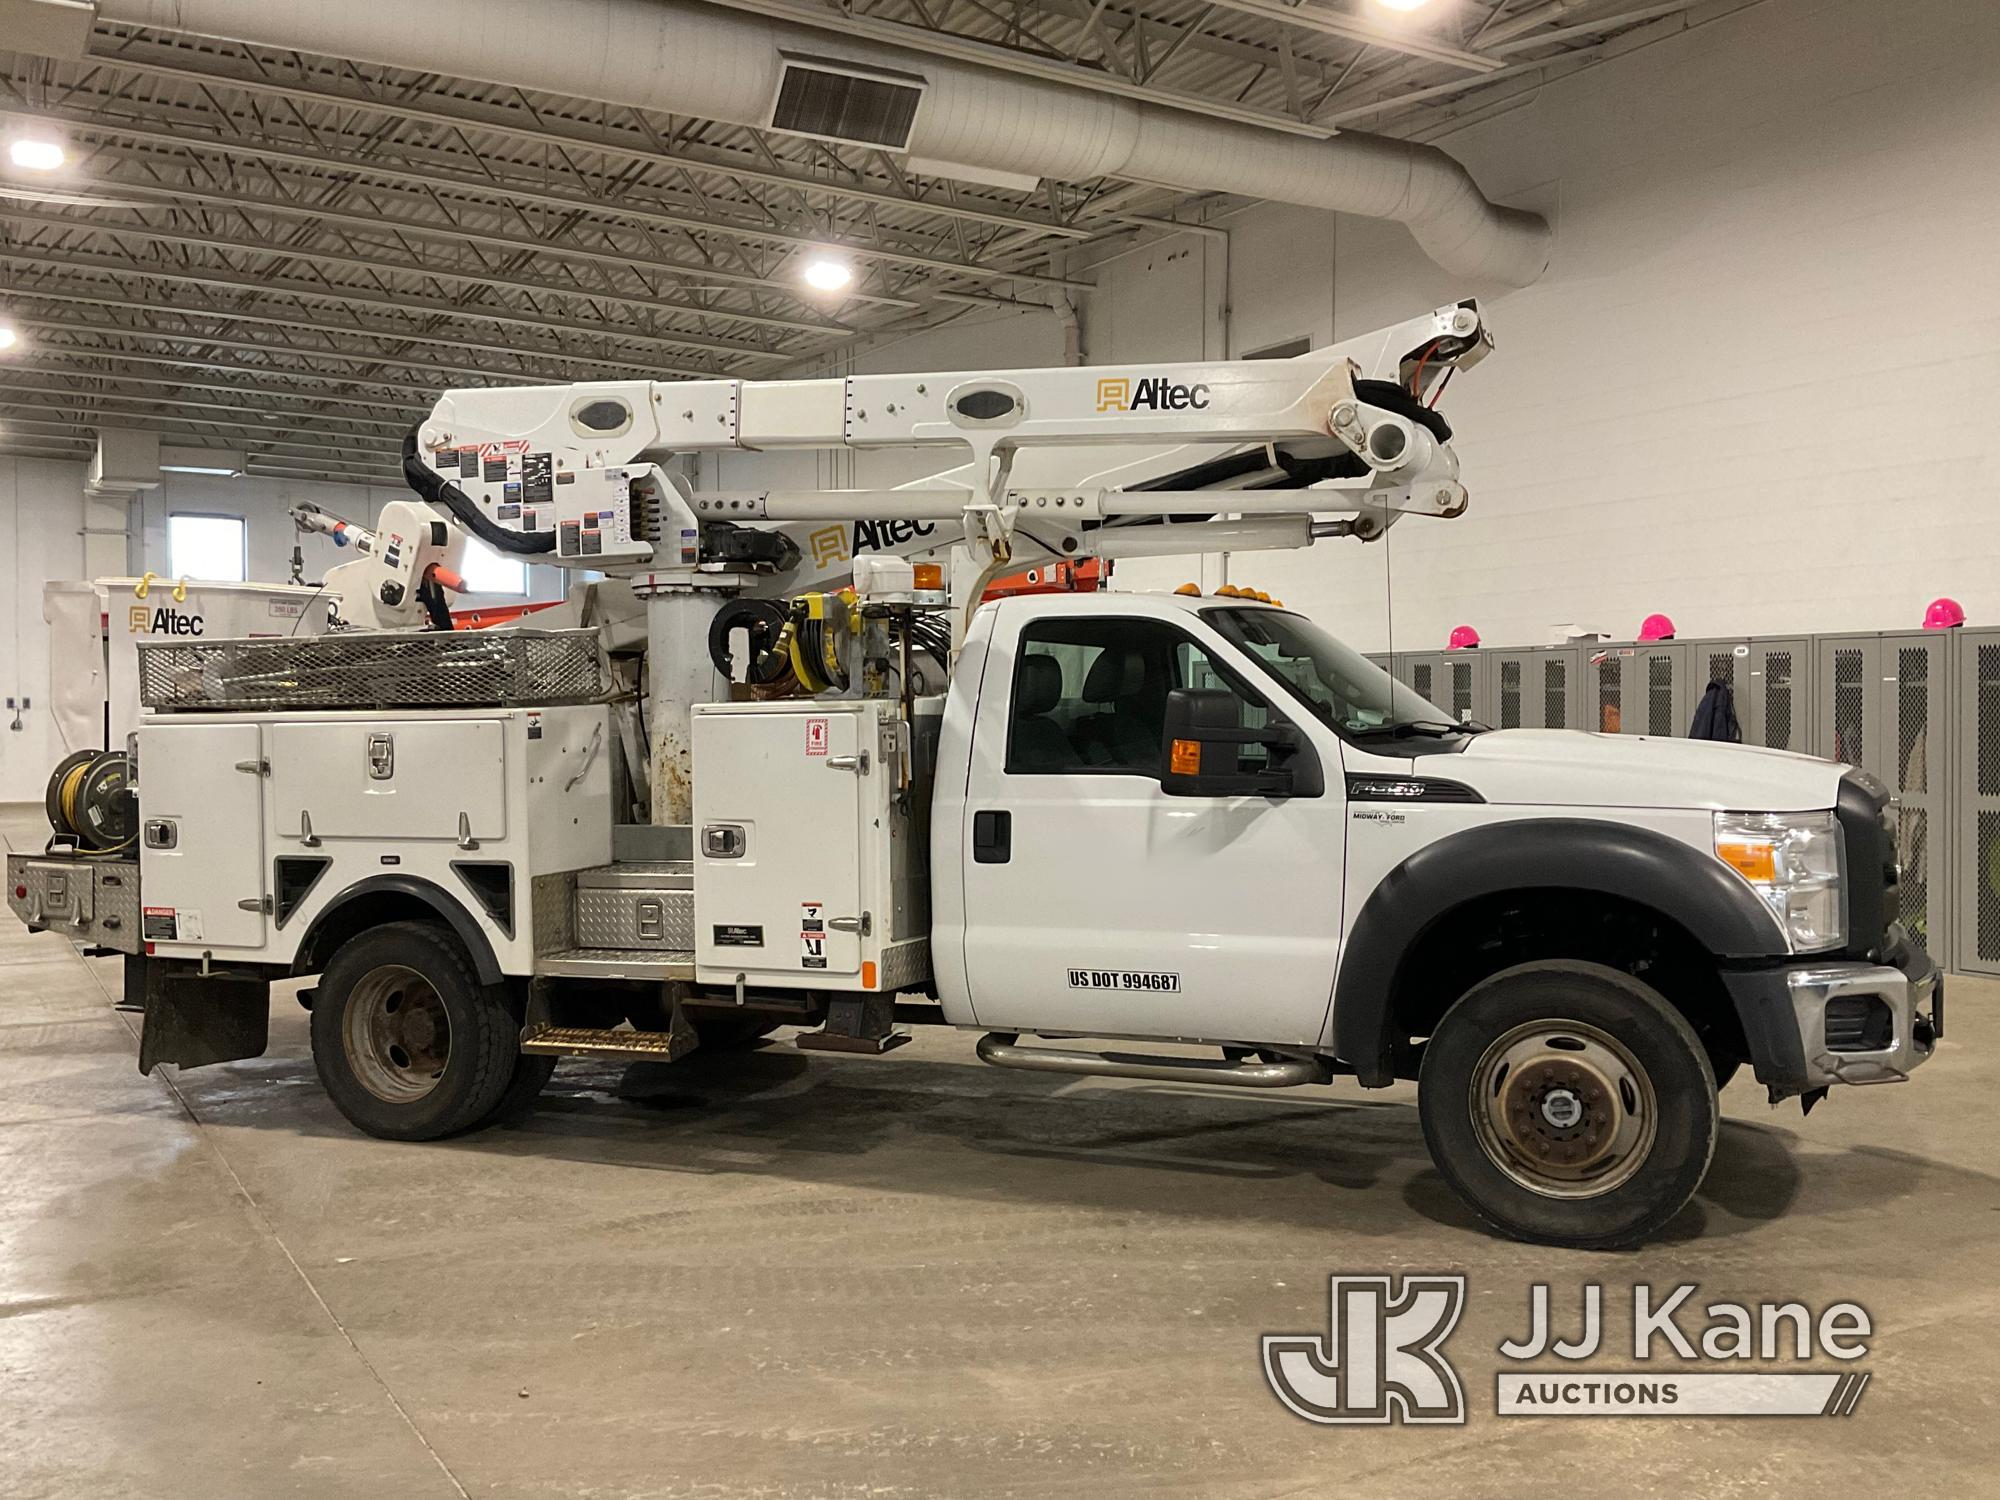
[
  {"left": 1096, "top": 375, "right": 1212, "bottom": 413},
  {"left": 129, "top": 605, "right": 205, "bottom": 635}
]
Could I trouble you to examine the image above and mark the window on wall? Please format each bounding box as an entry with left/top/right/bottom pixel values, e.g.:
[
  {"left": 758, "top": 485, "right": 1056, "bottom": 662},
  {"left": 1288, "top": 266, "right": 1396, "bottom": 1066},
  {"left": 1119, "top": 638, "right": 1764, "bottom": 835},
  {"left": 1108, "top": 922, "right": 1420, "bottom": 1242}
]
[
  {"left": 1244, "top": 335, "right": 1312, "bottom": 361},
  {"left": 166, "top": 513, "right": 246, "bottom": 582},
  {"left": 458, "top": 538, "right": 528, "bottom": 596}
]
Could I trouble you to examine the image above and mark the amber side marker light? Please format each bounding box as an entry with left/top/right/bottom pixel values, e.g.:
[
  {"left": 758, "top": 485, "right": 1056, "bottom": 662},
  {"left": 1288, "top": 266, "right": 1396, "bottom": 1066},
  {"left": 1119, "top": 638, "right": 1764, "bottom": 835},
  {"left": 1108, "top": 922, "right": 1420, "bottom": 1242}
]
[
  {"left": 1715, "top": 839, "right": 1778, "bottom": 883},
  {"left": 1170, "top": 739, "right": 1202, "bottom": 776}
]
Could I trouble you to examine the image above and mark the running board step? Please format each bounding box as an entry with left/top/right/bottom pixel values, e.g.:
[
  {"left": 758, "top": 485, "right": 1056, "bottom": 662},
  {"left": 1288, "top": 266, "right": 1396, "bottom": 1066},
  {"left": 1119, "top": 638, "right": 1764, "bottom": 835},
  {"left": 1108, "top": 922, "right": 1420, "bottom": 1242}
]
[
  {"left": 519, "top": 1023, "right": 699, "bottom": 1063},
  {"left": 975, "top": 1033, "right": 1329, "bottom": 1088}
]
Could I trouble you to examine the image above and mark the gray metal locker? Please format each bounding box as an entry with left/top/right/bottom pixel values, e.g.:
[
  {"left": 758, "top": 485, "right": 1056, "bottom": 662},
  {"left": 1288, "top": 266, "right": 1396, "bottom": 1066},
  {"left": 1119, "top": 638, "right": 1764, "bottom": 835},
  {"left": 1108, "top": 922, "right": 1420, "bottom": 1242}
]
[
  {"left": 1814, "top": 633, "right": 1950, "bottom": 957},
  {"left": 1747, "top": 638, "right": 1812, "bottom": 753},
  {"left": 1397, "top": 651, "right": 1489, "bottom": 725},
  {"left": 1681, "top": 638, "right": 1811, "bottom": 751},
  {"left": 1635, "top": 643, "right": 1688, "bottom": 737},
  {"left": 1951, "top": 630, "right": 2000, "bottom": 976},
  {"left": 1590, "top": 643, "right": 1686, "bottom": 736},
  {"left": 1490, "top": 647, "right": 1583, "bottom": 730},
  {"left": 1591, "top": 646, "right": 1632, "bottom": 735}
]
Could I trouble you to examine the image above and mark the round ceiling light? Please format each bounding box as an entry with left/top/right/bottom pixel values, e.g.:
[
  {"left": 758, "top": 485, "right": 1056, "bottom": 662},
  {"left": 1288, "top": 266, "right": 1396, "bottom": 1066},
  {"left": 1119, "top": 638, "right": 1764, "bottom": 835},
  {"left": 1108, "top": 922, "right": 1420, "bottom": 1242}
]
[
  {"left": 7, "top": 137, "right": 66, "bottom": 172},
  {"left": 801, "top": 257, "right": 854, "bottom": 292}
]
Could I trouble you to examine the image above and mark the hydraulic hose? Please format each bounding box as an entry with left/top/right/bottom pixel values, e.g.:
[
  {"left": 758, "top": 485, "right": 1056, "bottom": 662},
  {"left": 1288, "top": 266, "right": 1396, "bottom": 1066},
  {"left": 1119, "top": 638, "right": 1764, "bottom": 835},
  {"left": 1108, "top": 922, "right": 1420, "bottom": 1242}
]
[{"left": 401, "top": 425, "right": 555, "bottom": 555}]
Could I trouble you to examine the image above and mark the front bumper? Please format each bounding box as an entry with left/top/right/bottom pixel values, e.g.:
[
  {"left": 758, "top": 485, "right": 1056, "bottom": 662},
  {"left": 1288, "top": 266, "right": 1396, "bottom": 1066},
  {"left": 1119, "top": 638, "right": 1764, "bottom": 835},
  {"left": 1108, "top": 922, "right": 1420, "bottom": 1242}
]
[{"left": 1723, "top": 926, "right": 1941, "bottom": 1093}]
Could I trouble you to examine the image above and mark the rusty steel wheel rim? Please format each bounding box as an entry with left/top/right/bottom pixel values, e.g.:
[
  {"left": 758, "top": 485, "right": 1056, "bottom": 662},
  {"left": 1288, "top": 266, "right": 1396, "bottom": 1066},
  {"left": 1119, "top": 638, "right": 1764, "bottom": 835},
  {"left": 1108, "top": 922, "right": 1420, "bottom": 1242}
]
[
  {"left": 343, "top": 963, "right": 451, "bottom": 1104},
  {"left": 1468, "top": 1019, "right": 1657, "bottom": 1199}
]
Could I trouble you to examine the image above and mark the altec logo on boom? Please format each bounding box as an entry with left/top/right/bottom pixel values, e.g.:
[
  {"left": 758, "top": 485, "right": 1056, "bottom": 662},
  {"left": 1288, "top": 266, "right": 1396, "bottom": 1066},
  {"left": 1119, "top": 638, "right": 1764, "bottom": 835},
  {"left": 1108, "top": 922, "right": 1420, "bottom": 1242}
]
[{"left": 1096, "top": 375, "right": 1212, "bottom": 413}]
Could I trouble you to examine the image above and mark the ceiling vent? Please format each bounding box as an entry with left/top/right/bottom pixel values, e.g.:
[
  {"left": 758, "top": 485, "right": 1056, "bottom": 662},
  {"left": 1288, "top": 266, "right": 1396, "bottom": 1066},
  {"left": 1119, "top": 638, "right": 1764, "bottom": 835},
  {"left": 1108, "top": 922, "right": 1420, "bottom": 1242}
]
[{"left": 769, "top": 54, "right": 925, "bottom": 151}]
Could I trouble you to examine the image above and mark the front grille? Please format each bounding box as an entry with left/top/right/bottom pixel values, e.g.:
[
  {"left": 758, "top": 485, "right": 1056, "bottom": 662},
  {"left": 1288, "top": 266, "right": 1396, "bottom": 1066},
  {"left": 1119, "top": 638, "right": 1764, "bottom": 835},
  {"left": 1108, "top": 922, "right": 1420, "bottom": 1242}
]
[
  {"left": 1835, "top": 770, "right": 1893, "bottom": 957},
  {"left": 1824, "top": 996, "right": 1894, "bottom": 1052}
]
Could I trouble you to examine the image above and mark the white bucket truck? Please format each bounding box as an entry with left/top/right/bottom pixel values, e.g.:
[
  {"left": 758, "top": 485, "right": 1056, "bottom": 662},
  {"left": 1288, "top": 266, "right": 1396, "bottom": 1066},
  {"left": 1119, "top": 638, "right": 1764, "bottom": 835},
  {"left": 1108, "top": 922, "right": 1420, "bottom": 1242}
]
[{"left": 6, "top": 302, "right": 1939, "bottom": 1247}]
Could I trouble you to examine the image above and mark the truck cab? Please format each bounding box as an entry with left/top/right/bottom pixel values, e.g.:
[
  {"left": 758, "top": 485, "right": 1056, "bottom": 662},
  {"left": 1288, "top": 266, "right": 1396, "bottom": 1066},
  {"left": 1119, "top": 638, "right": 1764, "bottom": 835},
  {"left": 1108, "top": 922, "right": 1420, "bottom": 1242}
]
[{"left": 930, "top": 590, "right": 1939, "bottom": 1244}]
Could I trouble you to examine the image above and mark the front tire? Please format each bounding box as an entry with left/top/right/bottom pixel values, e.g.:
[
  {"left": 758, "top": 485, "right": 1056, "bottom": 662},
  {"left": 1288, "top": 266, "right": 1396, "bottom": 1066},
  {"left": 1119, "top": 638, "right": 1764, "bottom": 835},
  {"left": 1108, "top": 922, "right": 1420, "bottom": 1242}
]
[
  {"left": 310, "top": 921, "right": 519, "bottom": 1140},
  {"left": 1417, "top": 960, "right": 1718, "bottom": 1249}
]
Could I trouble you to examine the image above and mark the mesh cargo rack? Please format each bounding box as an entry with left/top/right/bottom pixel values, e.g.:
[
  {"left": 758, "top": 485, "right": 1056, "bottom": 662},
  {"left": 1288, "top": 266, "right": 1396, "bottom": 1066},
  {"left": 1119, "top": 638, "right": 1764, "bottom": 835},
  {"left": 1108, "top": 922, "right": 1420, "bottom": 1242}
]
[{"left": 138, "top": 629, "right": 604, "bottom": 712}]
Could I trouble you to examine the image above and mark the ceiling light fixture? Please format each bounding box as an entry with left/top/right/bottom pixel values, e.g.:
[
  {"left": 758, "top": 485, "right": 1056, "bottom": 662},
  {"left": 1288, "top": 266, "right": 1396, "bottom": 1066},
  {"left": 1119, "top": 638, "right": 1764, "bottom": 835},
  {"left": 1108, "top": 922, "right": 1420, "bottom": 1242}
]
[
  {"left": 7, "top": 137, "right": 66, "bottom": 173},
  {"left": 1371, "top": 0, "right": 1436, "bottom": 10},
  {"left": 801, "top": 257, "right": 854, "bottom": 292},
  {"left": 0, "top": 324, "right": 20, "bottom": 353}
]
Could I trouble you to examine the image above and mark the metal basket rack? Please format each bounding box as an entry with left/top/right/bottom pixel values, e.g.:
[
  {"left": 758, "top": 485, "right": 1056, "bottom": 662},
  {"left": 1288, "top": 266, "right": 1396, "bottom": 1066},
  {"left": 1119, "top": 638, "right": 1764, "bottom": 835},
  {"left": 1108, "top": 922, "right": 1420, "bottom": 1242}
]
[{"left": 138, "top": 629, "right": 605, "bottom": 712}]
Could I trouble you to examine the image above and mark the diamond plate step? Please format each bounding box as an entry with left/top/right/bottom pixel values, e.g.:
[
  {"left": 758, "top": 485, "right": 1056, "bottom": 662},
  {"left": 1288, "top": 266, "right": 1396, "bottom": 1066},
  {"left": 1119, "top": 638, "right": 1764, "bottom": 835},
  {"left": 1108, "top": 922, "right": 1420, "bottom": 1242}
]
[{"left": 519, "top": 1023, "right": 698, "bottom": 1062}]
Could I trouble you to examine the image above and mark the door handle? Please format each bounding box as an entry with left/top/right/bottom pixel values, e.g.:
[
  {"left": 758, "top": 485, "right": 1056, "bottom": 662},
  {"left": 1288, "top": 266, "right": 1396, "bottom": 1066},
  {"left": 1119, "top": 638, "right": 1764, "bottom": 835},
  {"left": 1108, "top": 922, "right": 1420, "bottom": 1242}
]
[
  {"left": 826, "top": 752, "right": 869, "bottom": 774},
  {"left": 972, "top": 809, "right": 1011, "bottom": 864}
]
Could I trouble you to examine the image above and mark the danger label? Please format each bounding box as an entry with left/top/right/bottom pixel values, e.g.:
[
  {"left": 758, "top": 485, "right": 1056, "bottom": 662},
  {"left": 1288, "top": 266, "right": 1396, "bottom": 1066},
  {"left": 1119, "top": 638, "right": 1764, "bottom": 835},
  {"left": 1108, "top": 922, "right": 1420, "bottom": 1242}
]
[
  {"left": 800, "top": 901, "right": 827, "bottom": 969},
  {"left": 805, "top": 717, "right": 830, "bottom": 757}
]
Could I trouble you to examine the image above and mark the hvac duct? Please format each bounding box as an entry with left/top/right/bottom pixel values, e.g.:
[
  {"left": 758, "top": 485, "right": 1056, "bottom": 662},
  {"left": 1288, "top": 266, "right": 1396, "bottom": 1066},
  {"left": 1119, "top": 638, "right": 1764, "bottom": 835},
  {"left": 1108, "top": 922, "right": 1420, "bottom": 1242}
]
[{"left": 68, "top": 0, "right": 1550, "bottom": 285}]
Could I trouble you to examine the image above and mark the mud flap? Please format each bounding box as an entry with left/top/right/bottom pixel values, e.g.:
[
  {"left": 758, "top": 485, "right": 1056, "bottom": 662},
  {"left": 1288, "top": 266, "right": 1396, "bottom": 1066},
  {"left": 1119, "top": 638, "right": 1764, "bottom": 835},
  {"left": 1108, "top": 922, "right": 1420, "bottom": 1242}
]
[{"left": 137, "top": 963, "right": 271, "bottom": 1073}]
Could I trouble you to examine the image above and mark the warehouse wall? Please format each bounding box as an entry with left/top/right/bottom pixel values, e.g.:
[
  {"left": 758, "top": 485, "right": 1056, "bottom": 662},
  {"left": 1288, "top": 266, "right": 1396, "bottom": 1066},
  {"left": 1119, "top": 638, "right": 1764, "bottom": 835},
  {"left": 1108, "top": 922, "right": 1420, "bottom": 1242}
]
[
  {"left": 1088, "top": 0, "right": 2000, "bottom": 654},
  {"left": 0, "top": 454, "right": 563, "bottom": 801}
]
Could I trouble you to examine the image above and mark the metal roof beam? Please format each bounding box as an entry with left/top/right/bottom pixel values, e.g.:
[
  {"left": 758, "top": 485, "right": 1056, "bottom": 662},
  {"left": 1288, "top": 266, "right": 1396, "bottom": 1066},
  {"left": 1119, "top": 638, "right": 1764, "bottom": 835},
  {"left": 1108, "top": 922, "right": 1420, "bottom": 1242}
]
[
  {"left": 11, "top": 311, "right": 619, "bottom": 387},
  {"left": 7, "top": 170, "right": 923, "bottom": 312},
  {"left": 0, "top": 243, "right": 794, "bottom": 362},
  {"left": 4, "top": 287, "right": 738, "bottom": 380},
  {"left": 0, "top": 359, "right": 423, "bottom": 414},
  {"left": 0, "top": 204, "right": 846, "bottom": 338},
  {"left": 0, "top": 378, "right": 408, "bottom": 433},
  {"left": 0, "top": 105, "right": 1090, "bottom": 292}
]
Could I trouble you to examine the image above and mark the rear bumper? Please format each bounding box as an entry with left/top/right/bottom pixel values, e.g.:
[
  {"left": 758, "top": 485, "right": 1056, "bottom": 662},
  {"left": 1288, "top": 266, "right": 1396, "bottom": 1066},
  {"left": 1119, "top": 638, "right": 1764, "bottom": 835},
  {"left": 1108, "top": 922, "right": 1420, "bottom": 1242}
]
[{"left": 1723, "top": 926, "right": 1941, "bottom": 1093}]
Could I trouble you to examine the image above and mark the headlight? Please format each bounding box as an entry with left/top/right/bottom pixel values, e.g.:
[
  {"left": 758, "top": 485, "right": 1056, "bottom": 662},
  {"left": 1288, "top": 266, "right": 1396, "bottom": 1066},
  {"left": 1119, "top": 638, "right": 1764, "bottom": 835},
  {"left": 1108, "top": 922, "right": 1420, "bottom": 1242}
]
[{"left": 1714, "top": 810, "right": 1844, "bottom": 952}]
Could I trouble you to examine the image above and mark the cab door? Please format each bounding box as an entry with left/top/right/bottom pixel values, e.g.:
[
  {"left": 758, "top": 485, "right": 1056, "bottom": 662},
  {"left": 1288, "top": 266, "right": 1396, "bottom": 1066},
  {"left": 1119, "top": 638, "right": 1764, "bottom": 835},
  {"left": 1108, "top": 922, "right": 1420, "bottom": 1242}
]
[{"left": 956, "top": 603, "right": 1346, "bottom": 1046}]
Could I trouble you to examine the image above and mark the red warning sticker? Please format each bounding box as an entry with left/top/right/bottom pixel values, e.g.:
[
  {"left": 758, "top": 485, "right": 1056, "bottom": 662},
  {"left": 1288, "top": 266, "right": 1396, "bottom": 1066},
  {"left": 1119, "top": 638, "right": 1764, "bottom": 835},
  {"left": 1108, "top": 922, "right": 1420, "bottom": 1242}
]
[{"left": 805, "top": 717, "right": 830, "bottom": 757}]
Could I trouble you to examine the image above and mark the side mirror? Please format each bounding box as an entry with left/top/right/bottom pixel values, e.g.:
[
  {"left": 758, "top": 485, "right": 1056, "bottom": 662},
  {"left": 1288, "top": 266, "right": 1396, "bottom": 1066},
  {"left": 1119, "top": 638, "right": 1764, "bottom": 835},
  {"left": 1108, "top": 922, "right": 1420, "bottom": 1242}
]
[{"left": 1159, "top": 688, "right": 1306, "bottom": 798}]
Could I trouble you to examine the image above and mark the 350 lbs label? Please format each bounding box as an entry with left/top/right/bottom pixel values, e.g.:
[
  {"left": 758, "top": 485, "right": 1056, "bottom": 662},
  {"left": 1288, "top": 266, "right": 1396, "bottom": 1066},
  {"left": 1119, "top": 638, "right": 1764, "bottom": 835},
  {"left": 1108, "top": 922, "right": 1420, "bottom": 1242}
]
[{"left": 1068, "top": 968, "right": 1181, "bottom": 993}]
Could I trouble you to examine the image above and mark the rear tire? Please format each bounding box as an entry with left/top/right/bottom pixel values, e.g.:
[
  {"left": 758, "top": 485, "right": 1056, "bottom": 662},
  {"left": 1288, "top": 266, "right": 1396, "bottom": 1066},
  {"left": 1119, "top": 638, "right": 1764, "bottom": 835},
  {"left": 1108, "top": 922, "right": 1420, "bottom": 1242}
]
[
  {"left": 479, "top": 1053, "right": 558, "bottom": 1127},
  {"left": 310, "top": 921, "right": 518, "bottom": 1141},
  {"left": 1417, "top": 960, "right": 1718, "bottom": 1249}
]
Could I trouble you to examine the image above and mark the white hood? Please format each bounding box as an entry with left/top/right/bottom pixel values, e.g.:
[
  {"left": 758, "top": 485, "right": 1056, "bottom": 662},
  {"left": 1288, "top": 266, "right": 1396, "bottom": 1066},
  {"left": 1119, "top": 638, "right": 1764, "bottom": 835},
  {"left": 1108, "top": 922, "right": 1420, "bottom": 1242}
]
[{"left": 1447, "top": 730, "right": 1848, "bottom": 813}]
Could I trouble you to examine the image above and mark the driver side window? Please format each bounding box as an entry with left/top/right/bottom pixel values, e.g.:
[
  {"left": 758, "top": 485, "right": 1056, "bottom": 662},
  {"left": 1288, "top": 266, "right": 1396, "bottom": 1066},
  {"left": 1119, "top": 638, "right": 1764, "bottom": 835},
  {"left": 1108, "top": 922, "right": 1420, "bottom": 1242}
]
[{"left": 1006, "top": 616, "right": 1270, "bottom": 776}]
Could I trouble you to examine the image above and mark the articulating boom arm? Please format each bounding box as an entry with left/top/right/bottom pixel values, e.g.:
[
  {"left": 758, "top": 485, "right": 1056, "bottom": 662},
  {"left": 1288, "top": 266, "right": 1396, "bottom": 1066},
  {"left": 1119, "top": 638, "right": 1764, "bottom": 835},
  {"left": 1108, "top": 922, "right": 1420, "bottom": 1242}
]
[{"left": 408, "top": 299, "right": 1492, "bottom": 601}]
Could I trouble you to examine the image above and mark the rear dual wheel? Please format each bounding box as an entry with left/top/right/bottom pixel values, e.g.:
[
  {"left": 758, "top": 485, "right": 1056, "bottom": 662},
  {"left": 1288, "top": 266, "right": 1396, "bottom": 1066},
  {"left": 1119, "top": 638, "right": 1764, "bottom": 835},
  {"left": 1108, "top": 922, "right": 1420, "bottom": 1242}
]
[
  {"left": 1418, "top": 961, "right": 1719, "bottom": 1249},
  {"left": 310, "top": 922, "right": 547, "bottom": 1140}
]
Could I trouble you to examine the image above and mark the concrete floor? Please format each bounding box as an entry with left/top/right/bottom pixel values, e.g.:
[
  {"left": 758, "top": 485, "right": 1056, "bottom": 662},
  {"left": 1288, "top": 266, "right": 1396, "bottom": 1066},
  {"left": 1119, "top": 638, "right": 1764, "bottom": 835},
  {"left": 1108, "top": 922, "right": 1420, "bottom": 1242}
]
[{"left": 3, "top": 806, "right": 1997, "bottom": 1498}]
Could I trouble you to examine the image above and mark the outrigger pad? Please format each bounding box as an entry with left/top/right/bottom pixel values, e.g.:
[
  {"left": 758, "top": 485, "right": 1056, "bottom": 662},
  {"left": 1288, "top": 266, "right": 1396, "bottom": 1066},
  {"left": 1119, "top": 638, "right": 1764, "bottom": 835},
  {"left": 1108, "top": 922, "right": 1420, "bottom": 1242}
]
[
  {"left": 796, "top": 993, "right": 909, "bottom": 1055},
  {"left": 137, "top": 963, "right": 271, "bottom": 1074}
]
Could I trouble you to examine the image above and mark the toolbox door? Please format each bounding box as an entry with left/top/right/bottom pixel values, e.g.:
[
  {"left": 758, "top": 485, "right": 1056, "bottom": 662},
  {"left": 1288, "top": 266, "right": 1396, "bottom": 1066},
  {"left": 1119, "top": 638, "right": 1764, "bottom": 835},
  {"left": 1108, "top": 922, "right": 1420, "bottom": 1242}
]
[
  {"left": 137, "top": 721, "right": 268, "bottom": 949},
  {"left": 693, "top": 707, "right": 864, "bottom": 981}
]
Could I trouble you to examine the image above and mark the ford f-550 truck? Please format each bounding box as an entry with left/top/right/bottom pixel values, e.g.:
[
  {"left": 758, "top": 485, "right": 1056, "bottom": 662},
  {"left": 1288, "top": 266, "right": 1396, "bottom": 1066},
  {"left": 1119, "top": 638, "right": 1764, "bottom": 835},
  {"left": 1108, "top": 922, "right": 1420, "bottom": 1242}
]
[{"left": 8, "top": 302, "right": 1941, "bottom": 1248}]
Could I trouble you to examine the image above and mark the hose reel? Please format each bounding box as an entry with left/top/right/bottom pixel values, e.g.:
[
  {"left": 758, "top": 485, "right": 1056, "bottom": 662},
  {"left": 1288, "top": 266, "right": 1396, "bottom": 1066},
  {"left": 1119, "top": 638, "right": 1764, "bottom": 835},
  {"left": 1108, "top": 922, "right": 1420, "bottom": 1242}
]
[{"left": 45, "top": 749, "right": 137, "bottom": 856}]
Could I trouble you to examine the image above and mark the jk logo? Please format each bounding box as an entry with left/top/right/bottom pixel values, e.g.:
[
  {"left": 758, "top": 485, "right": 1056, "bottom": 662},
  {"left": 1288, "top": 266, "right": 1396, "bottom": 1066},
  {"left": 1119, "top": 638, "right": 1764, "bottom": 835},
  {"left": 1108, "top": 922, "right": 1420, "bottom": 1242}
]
[{"left": 1262, "top": 1275, "right": 1467, "bottom": 1425}]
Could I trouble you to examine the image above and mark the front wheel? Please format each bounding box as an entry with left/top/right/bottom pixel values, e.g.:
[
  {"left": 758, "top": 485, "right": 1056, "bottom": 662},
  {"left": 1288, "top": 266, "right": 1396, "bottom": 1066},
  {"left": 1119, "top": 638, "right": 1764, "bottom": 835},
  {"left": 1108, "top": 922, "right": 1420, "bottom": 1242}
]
[
  {"left": 310, "top": 921, "right": 520, "bottom": 1140},
  {"left": 1417, "top": 960, "right": 1718, "bottom": 1249}
]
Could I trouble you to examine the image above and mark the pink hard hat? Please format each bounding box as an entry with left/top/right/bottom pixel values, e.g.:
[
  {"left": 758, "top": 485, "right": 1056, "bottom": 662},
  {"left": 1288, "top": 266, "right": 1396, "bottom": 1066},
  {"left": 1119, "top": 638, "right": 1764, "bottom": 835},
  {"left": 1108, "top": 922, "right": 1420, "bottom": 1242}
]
[
  {"left": 1923, "top": 596, "right": 1966, "bottom": 630},
  {"left": 1447, "top": 624, "right": 1481, "bottom": 650},
  {"left": 1638, "top": 613, "right": 1676, "bottom": 642}
]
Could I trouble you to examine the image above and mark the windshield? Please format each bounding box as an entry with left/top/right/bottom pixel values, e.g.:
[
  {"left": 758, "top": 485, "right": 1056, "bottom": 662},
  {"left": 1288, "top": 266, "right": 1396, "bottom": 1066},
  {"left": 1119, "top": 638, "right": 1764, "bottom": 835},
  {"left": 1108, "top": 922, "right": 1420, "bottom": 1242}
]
[{"left": 1204, "top": 607, "right": 1466, "bottom": 737}]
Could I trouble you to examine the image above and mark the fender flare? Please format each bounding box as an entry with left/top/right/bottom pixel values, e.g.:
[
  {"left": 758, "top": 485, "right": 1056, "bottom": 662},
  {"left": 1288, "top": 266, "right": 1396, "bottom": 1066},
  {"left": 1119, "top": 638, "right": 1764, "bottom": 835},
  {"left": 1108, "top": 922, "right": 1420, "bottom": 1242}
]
[
  {"left": 1332, "top": 819, "right": 1787, "bottom": 1085},
  {"left": 293, "top": 874, "right": 505, "bottom": 986}
]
